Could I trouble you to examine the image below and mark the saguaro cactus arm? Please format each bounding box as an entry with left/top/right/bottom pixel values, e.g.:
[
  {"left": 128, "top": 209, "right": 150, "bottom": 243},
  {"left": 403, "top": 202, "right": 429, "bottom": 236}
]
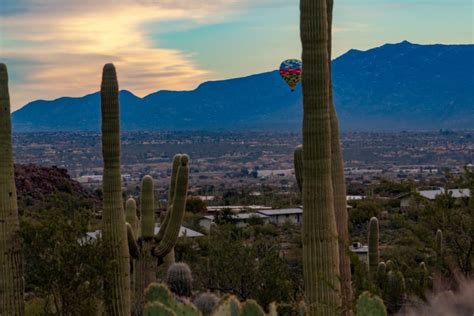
[
  {"left": 127, "top": 223, "right": 139, "bottom": 260},
  {"left": 294, "top": 145, "right": 304, "bottom": 192},
  {"left": 156, "top": 154, "right": 182, "bottom": 242},
  {"left": 140, "top": 175, "right": 155, "bottom": 239},
  {"left": 126, "top": 197, "right": 139, "bottom": 235},
  {"left": 153, "top": 155, "right": 189, "bottom": 258},
  {"left": 325, "top": 1, "right": 353, "bottom": 312}
]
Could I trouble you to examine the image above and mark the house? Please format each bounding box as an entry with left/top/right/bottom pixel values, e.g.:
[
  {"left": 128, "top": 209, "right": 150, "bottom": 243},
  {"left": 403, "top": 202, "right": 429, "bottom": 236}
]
[
  {"left": 398, "top": 187, "right": 470, "bottom": 209},
  {"left": 349, "top": 242, "right": 368, "bottom": 264},
  {"left": 85, "top": 224, "right": 204, "bottom": 241},
  {"left": 199, "top": 213, "right": 269, "bottom": 232},
  {"left": 257, "top": 208, "right": 303, "bottom": 225},
  {"left": 347, "top": 195, "right": 366, "bottom": 201},
  {"left": 205, "top": 205, "right": 272, "bottom": 214}
]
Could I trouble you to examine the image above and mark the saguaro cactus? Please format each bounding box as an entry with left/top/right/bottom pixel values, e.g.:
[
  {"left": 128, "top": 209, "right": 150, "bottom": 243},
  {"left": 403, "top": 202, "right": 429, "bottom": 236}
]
[
  {"left": 434, "top": 229, "right": 443, "bottom": 293},
  {"left": 100, "top": 63, "right": 130, "bottom": 315},
  {"left": 325, "top": 0, "right": 353, "bottom": 312},
  {"left": 135, "top": 175, "right": 157, "bottom": 315},
  {"left": 376, "top": 262, "right": 386, "bottom": 290},
  {"left": 385, "top": 271, "right": 406, "bottom": 314},
  {"left": 153, "top": 155, "right": 189, "bottom": 258},
  {"left": 0, "top": 63, "right": 24, "bottom": 315},
  {"left": 436, "top": 229, "right": 443, "bottom": 258},
  {"left": 418, "top": 262, "right": 428, "bottom": 295},
  {"left": 300, "top": 0, "right": 342, "bottom": 313},
  {"left": 368, "top": 217, "right": 380, "bottom": 274}
]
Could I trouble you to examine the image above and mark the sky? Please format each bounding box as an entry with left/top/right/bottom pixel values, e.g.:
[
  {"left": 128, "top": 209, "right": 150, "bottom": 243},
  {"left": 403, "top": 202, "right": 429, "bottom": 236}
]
[{"left": 0, "top": 0, "right": 473, "bottom": 111}]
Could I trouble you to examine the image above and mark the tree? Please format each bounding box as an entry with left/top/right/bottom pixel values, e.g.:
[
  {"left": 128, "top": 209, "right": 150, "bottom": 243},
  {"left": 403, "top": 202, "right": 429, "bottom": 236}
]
[
  {"left": 186, "top": 197, "right": 207, "bottom": 214},
  {"left": 21, "top": 193, "right": 107, "bottom": 315}
]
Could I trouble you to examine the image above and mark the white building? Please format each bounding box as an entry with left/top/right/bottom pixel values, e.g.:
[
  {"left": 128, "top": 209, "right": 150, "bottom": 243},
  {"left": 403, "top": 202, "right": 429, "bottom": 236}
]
[
  {"left": 199, "top": 213, "right": 269, "bottom": 232},
  {"left": 346, "top": 195, "right": 366, "bottom": 201},
  {"left": 257, "top": 208, "right": 303, "bottom": 225},
  {"left": 349, "top": 242, "right": 369, "bottom": 264},
  {"left": 399, "top": 187, "right": 470, "bottom": 209},
  {"left": 85, "top": 224, "right": 204, "bottom": 241},
  {"left": 206, "top": 205, "right": 272, "bottom": 214}
]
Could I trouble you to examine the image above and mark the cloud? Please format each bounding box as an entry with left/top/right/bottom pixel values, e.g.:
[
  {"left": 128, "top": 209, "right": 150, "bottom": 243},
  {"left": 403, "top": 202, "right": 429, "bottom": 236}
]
[{"left": 1, "top": 0, "right": 277, "bottom": 111}]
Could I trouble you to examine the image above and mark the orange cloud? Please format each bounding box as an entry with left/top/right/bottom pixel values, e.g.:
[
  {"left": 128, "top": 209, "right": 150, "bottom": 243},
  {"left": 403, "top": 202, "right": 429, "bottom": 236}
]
[{"left": 1, "top": 0, "right": 262, "bottom": 111}]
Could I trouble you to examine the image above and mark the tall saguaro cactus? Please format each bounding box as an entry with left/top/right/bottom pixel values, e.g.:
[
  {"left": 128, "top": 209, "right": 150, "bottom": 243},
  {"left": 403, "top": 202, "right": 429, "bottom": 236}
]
[
  {"left": 300, "top": 0, "right": 342, "bottom": 313},
  {"left": 434, "top": 229, "right": 443, "bottom": 293},
  {"left": 101, "top": 63, "right": 131, "bottom": 315},
  {"left": 0, "top": 63, "right": 24, "bottom": 315},
  {"left": 135, "top": 175, "right": 157, "bottom": 315},
  {"left": 325, "top": 0, "right": 353, "bottom": 312},
  {"left": 368, "top": 217, "right": 380, "bottom": 274}
]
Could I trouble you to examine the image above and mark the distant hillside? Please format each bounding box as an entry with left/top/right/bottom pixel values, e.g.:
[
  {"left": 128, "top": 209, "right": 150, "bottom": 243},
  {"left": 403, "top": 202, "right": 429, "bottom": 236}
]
[{"left": 13, "top": 41, "right": 474, "bottom": 132}]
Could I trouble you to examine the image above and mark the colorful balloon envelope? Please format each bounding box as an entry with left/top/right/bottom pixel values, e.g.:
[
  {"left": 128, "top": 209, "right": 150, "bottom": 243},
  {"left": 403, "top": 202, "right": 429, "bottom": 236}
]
[{"left": 279, "top": 59, "right": 302, "bottom": 91}]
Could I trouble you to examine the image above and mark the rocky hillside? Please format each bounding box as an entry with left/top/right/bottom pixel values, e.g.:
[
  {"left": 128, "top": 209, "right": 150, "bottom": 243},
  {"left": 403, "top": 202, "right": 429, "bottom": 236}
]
[{"left": 14, "top": 164, "right": 100, "bottom": 213}]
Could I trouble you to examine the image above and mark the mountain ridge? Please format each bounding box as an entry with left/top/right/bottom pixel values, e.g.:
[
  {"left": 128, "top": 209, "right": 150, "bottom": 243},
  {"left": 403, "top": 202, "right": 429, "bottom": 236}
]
[{"left": 13, "top": 41, "right": 474, "bottom": 132}]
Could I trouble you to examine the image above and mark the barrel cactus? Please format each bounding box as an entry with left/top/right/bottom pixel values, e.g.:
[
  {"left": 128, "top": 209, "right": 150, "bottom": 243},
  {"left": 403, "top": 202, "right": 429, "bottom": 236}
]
[
  {"left": 100, "top": 63, "right": 130, "bottom": 315},
  {"left": 193, "top": 292, "right": 219, "bottom": 316},
  {"left": 0, "top": 63, "right": 25, "bottom": 315},
  {"left": 166, "top": 262, "right": 193, "bottom": 297},
  {"left": 299, "top": 0, "right": 342, "bottom": 313},
  {"left": 368, "top": 217, "right": 380, "bottom": 274}
]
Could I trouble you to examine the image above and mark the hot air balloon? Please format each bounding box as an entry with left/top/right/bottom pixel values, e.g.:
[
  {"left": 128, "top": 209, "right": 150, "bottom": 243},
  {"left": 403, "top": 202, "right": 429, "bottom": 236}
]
[{"left": 279, "top": 59, "right": 302, "bottom": 91}]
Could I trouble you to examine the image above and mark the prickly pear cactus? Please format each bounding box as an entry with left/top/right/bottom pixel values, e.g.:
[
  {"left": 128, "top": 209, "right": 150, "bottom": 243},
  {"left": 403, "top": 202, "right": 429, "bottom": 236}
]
[
  {"left": 355, "top": 292, "right": 386, "bottom": 316},
  {"left": 144, "top": 283, "right": 200, "bottom": 316},
  {"left": 239, "top": 300, "right": 264, "bottom": 316},
  {"left": 212, "top": 295, "right": 241, "bottom": 316}
]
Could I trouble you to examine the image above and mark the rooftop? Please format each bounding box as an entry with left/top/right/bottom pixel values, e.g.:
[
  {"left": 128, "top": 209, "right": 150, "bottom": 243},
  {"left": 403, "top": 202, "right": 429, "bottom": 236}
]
[
  {"left": 258, "top": 208, "right": 303, "bottom": 216},
  {"left": 203, "top": 213, "right": 269, "bottom": 221},
  {"left": 86, "top": 224, "right": 204, "bottom": 240}
]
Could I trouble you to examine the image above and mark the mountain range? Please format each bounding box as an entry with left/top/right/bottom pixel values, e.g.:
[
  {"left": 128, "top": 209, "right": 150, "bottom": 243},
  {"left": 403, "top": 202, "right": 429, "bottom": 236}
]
[{"left": 12, "top": 41, "right": 474, "bottom": 132}]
